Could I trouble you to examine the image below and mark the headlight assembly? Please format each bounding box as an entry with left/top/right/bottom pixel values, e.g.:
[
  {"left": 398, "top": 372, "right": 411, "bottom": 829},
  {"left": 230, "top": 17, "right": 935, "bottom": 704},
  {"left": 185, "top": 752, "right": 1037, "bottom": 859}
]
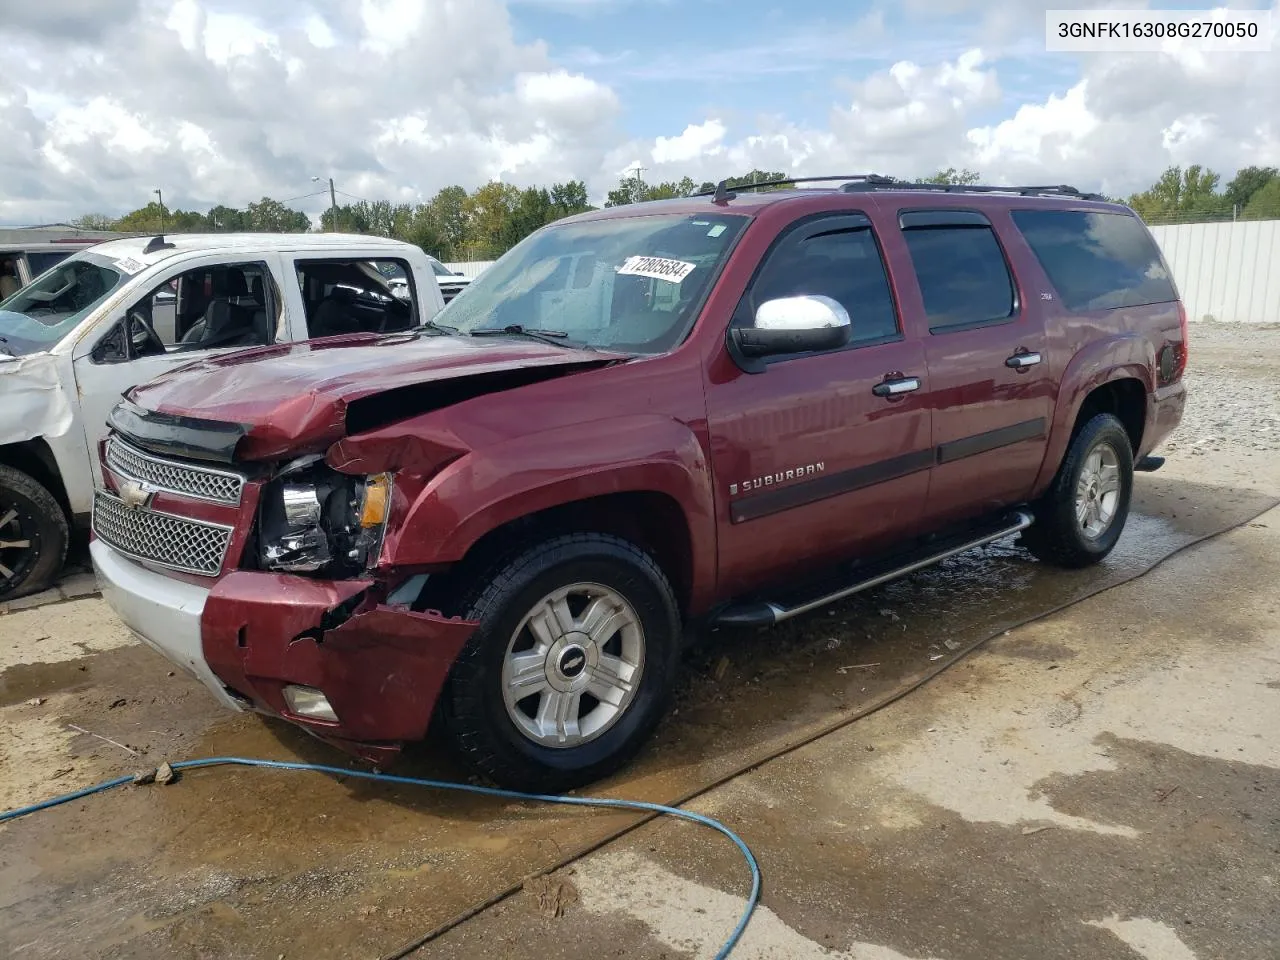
[{"left": 257, "top": 463, "right": 392, "bottom": 577}]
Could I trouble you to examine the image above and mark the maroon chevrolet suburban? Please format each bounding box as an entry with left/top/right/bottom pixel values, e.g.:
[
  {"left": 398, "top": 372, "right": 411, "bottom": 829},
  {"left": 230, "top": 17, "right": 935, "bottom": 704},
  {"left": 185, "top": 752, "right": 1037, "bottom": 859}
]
[{"left": 90, "top": 176, "right": 1187, "bottom": 790}]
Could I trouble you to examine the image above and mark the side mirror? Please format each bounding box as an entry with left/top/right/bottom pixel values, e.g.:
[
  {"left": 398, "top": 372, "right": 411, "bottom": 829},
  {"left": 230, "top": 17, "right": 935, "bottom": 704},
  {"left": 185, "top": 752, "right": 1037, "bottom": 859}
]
[
  {"left": 91, "top": 321, "right": 128, "bottom": 364},
  {"left": 729, "top": 295, "right": 852, "bottom": 370}
]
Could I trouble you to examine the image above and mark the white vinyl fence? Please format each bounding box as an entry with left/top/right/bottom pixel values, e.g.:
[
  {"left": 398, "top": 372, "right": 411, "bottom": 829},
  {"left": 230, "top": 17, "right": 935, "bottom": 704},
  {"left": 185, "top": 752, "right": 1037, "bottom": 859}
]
[
  {"left": 1147, "top": 220, "right": 1280, "bottom": 324},
  {"left": 445, "top": 261, "right": 495, "bottom": 279},
  {"left": 447, "top": 217, "right": 1280, "bottom": 325}
]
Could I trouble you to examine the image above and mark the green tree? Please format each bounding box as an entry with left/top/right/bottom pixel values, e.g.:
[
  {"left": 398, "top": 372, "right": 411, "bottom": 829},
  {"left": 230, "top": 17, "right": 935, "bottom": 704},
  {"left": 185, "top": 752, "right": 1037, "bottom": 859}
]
[
  {"left": 70, "top": 213, "right": 116, "bottom": 230},
  {"left": 1241, "top": 177, "right": 1280, "bottom": 220},
  {"left": 114, "top": 201, "right": 171, "bottom": 233},
  {"left": 921, "top": 168, "right": 981, "bottom": 185},
  {"left": 549, "top": 180, "right": 592, "bottom": 218},
  {"left": 403, "top": 204, "right": 446, "bottom": 257},
  {"left": 463, "top": 181, "right": 522, "bottom": 259},
  {"left": 503, "top": 187, "right": 553, "bottom": 249},
  {"left": 604, "top": 174, "right": 699, "bottom": 207},
  {"left": 1127, "top": 165, "right": 1230, "bottom": 223},
  {"left": 423, "top": 185, "right": 470, "bottom": 260},
  {"left": 320, "top": 202, "right": 371, "bottom": 233},
  {"left": 1224, "top": 166, "right": 1278, "bottom": 212},
  {"left": 246, "top": 197, "right": 311, "bottom": 232},
  {"left": 206, "top": 205, "right": 248, "bottom": 231}
]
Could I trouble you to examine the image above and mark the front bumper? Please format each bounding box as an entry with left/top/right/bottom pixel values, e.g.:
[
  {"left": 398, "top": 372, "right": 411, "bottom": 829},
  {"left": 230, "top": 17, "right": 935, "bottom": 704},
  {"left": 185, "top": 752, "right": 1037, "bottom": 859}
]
[
  {"left": 92, "top": 539, "right": 244, "bottom": 711},
  {"left": 93, "top": 541, "right": 478, "bottom": 763}
]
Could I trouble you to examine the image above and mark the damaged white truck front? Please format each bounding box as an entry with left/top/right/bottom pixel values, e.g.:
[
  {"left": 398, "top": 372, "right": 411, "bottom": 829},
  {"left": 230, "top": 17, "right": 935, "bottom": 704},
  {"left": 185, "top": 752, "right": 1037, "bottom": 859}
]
[{"left": 0, "top": 233, "right": 446, "bottom": 601}]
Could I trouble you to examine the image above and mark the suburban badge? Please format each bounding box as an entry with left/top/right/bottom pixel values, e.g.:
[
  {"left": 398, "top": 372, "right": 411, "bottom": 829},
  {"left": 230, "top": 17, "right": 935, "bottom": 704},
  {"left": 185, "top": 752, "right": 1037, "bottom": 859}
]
[{"left": 730, "top": 462, "right": 825, "bottom": 496}]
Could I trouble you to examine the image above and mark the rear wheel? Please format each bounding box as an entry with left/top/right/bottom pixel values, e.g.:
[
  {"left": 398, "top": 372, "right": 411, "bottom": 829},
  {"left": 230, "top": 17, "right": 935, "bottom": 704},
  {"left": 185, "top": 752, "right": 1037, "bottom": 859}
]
[
  {"left": 1022, "top": 413, "right": 1133, "bottom": 568},
  {"left": 440, "top": 533, "right": 680, "bottom": 792},
  {"left": 0, "top": 464, "right": 69, "bottom": 601}
]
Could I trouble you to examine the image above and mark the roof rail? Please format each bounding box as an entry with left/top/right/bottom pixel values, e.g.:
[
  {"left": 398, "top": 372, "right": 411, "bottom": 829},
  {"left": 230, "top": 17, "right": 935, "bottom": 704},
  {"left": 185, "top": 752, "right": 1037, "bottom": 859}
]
[
  {"left": 839, "top": 179, "right": 1108, "bottom": 201},
  {"left": 699, "top": 174, "right": 895, "bottom": 202},
  {"left": 696, "top": 175, "right": 1107, "bottom": 203}
]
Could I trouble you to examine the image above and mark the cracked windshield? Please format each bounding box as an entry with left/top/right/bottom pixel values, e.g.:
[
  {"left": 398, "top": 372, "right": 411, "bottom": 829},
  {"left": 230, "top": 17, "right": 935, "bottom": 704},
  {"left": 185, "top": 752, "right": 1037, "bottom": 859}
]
[
  {"left": 436, "top": 212, "right": 748, "bottom": 353},
  {"left": 0, "top": 253, "right": 128, "bottom": 356}
]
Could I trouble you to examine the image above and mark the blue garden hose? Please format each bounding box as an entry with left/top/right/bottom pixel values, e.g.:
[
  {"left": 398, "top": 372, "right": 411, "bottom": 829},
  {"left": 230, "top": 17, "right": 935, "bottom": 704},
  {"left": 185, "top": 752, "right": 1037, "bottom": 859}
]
[{"left": 1, "top": 756, "right": 760, "bottom": 960}]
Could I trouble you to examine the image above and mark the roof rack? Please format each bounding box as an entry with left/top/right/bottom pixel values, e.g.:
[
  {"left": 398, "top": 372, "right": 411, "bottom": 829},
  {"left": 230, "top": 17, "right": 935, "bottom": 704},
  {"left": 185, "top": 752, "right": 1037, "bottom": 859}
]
[
  {"left": 699, "top": 174, "right": 894, "bottom": 202},
  {"left": 698, "top": 175, "right": 1107, "bottom": 203},
  {"left": 840, "top": 179, "right": 1107, "bottom": 201}
]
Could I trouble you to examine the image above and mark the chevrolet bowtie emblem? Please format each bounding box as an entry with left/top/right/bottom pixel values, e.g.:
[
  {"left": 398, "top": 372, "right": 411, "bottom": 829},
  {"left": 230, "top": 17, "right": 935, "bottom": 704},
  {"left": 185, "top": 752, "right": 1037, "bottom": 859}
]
[{"left": 118, "top": 479, "right": 158, "bottom": 509}]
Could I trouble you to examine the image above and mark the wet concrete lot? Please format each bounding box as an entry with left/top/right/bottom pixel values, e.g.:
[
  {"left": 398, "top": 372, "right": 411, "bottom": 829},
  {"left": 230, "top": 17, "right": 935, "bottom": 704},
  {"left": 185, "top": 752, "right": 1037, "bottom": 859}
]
[{"left": 4, "top": 327, "right": 1280, "bottom": 959}]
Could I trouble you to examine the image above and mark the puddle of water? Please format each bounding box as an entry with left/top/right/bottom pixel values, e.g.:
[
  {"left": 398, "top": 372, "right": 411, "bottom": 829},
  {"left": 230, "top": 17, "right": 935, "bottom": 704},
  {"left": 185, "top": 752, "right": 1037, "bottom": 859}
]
[{"left": 1, "top": 475, "right": 1274, "bottom": 960}]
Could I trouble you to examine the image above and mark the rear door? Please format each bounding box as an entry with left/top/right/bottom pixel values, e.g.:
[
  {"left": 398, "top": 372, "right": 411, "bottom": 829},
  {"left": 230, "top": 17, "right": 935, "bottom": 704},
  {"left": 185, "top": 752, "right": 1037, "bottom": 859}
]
[
  {"left": 705, "top": 211, "right": 934, "bottom": 595},
  {"left": 288, "top": 253, "right": 433, "bottom": 339},
  {"left": 890, "top": 208, "right": 1053, "bottom": 527}
]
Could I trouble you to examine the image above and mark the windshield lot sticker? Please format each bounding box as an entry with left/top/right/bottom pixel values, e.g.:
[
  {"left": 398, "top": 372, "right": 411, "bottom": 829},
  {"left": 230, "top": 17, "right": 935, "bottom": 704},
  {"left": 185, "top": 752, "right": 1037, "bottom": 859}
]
[
  {"left": 114, "top": 257, "right": 146, "bottom": 275},
  {"left": 617, "top": 256, "right": 696, "bottom": 284}
]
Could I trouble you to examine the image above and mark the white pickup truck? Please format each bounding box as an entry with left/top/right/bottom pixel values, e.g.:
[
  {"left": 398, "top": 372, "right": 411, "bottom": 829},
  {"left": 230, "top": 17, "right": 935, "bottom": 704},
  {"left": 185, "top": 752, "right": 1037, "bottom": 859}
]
[{"left": 0, "top": 232, "right": 445, "bottom": 599}]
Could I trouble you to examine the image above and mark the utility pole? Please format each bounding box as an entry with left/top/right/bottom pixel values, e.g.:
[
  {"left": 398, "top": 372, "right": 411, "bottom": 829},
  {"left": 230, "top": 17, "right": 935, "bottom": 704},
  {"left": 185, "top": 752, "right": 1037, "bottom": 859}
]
[
  {"left": 153, "top": 188, "right": 165, "bottom": 232},
  {"left": 312, "top": 176, "right": 338, "bottom": 231},
  {"left": 630, "top": 165, "right": 646, "bottom": 203}
]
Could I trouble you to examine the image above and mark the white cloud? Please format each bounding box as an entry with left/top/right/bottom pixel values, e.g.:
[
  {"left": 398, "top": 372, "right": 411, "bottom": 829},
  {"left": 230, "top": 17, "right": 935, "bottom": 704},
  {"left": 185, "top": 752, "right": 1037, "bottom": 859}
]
[
  {"left": 651, "top": 120, "right": 727, "bottom": 165},
  {"left": 967, "top": 82, "right": 1098, "bottom": 168},
  {"left": 0, "top": 0, "right": 1276, "bottom": 224}
]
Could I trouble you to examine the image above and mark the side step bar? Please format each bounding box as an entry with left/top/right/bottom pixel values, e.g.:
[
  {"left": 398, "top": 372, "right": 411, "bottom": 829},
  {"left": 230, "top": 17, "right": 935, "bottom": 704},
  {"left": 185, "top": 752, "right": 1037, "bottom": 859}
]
[
  {"left": 1135, "top": 455, "right": 1165, "bottom": 473},
  {"left": 712, "top": 510, "right": 1035, "bottom": 628}
]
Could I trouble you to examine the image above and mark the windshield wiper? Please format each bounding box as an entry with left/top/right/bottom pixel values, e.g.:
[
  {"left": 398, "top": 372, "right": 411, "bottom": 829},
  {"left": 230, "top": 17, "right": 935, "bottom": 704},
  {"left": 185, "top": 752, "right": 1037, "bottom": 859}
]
[
  {"left": 418, "top": 319, "right": 459, "bottom": 335},
  {"left": 470, "top": 324, "right": 573, "bottom": 348}
]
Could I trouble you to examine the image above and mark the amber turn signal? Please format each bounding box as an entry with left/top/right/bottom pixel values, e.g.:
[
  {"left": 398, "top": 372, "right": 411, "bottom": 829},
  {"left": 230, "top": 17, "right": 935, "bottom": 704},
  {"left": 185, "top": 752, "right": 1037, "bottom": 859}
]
[{"left": 359, "top": 474, "right": 391, "bottom": 528}]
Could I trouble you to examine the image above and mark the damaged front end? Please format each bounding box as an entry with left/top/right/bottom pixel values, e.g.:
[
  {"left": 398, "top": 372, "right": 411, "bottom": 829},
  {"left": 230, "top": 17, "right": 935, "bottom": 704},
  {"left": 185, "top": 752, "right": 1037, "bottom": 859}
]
[
  {"left": 94, "top": 336, "right": 626, "bottom": 762},
  {"left": 253, "top": 456, "right": 393, "bottom": 577},
  {"left": 201, "top": 573, "right": 476, "bottom": 763},
  {"left": 94, "top": 403, "right": 480, "bottom": 764}
]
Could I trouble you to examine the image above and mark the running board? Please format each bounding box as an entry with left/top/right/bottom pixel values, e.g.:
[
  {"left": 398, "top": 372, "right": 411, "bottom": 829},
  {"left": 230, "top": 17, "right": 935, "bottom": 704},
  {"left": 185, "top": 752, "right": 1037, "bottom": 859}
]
[
  {"left": 711, "top": 510, "right": 1035, "bottom": 627},
  {"left": 1135, "top": 455, "right": 1165, "bottom": 473}
]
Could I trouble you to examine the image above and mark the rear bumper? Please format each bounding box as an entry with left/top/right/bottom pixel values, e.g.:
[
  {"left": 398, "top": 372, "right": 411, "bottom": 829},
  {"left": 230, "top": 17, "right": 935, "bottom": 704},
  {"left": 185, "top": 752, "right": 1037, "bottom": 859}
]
[
  {"left": 93, "top": 541, "right": 478, "bottom": 762},
  {"left": 1143, "top": 380, "right": 1187, "bottom": 457}
]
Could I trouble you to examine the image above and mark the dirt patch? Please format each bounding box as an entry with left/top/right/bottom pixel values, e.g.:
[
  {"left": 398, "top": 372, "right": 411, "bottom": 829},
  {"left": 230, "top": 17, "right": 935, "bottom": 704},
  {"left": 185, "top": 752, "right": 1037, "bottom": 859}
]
[{"left": 0, "top": 597, "right": 134, "bottom": 674}]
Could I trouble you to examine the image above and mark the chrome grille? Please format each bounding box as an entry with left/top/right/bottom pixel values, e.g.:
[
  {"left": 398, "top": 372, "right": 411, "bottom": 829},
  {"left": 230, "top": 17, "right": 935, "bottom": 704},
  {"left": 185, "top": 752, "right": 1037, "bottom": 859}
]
[
  {"left": 105, "top": 438, "right": 245, "bottom": 505},
  {"left": 93, "top": 490, "right": 233, "bottom": 576}
]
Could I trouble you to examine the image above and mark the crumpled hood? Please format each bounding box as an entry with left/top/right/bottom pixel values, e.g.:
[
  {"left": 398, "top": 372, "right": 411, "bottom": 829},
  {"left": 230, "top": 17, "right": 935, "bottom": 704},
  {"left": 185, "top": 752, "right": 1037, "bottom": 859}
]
[{"left": 120, "top": 332, "right": 622, "bottom": 462}]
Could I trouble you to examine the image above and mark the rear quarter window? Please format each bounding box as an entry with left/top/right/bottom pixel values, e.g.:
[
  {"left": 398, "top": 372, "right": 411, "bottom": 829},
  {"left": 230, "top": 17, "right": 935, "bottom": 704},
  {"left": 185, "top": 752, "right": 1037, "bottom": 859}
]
[{"left": 1011, "top": 209, "right": 1177, "bottom": 312}]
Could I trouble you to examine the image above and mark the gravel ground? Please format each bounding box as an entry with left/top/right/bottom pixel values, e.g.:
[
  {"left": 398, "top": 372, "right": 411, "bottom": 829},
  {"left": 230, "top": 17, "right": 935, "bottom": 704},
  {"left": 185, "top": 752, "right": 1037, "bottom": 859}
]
[{"left": 1164, "top": 321, "right": 1280, "bottom": 456}]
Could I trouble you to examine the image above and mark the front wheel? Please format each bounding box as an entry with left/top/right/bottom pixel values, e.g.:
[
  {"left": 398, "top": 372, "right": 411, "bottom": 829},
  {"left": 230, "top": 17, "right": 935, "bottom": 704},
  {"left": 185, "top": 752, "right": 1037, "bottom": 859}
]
[
  {"left": 0, "top": 464, "right": 69, "bottom": 601},
  {"left": 440, "top": 533, "right": 681, "bottom": 792},
  {"left": 1022, "top": 413, "right": 1134, "bottom": 568}
]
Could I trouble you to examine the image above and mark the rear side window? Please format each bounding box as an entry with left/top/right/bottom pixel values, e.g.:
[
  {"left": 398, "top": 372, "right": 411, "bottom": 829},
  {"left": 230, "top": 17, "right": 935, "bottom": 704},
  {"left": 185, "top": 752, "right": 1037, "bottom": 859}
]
[
  {"left": 1011, "top": 210, "right": 1176, "bottom": 312},
  {"left": 295, "top": 258, "right": 417, "bottom": 338},
  {"left": 901, "top": 224, "right": 1015, "bottom": 332}
]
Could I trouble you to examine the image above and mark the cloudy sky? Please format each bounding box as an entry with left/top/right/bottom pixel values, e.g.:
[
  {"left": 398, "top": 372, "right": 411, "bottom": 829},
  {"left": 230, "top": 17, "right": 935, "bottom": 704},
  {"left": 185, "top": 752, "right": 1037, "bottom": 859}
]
[{"left": 0, "top": 0, "right": 1276, "bottom": 224}]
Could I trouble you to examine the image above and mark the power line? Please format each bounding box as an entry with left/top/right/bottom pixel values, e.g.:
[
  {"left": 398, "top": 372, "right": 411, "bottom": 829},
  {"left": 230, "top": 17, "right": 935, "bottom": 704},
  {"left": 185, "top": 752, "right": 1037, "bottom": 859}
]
[{"left": 277, "top": 188, "right": 332, "bottom": 205}]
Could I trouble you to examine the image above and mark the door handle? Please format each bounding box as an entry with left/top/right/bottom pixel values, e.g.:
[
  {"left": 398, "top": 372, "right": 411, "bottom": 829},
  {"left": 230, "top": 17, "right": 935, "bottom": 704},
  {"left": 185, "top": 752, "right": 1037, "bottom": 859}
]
[
  {"left": 872, "top": 376, "right": 921, "bottom": 397},
  {"left": 1005, "top": 351, "right": 1042, "bottom": 369}
]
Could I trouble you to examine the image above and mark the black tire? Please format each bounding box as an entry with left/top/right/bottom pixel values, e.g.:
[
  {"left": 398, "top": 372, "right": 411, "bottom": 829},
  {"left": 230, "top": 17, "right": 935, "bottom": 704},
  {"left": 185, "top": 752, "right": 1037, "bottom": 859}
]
[
  {"left": 440, "top": 533, "right": 681, "bottom": 792},
  {"left": 0, "top": 464, "right": 69, "bottom": 601},
  {"left": 1022, "top": 413, "right": 1134, "bottom": 568}
]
